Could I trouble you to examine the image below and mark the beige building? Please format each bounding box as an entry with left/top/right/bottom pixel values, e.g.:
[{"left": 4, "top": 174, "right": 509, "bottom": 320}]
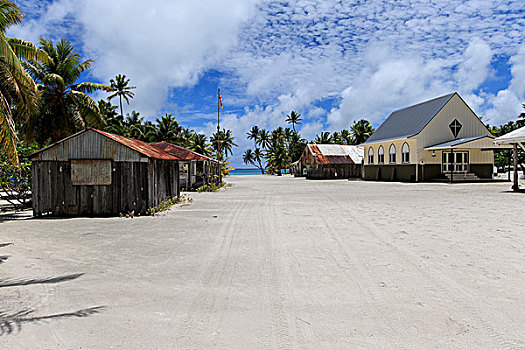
[{"left": 362, "top": 93, "right": 496, "bottom": 181}]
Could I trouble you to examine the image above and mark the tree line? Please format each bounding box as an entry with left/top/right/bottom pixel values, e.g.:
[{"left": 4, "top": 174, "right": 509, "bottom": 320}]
[{"left": 242, "top": 112, "right": 375, "bottom": 174}]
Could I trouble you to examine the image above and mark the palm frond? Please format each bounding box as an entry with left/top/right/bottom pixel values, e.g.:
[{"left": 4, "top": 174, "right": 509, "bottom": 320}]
[
  {"left": 69, "top": 91, "right": 104, "bottom": 128},
  {"left": 0, "top": 92, "right": 18, "bottom": 166},
  {"left": 8, "top": 38, "right": 51, "bottom": 64},
  {"left": 73, "top": 82, "right": 111, "bottom": 94}
]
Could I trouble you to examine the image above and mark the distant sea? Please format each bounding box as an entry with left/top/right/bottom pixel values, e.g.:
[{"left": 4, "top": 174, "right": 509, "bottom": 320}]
[{"left": 229, "top": 168, "right": 262, "bottom": 175}]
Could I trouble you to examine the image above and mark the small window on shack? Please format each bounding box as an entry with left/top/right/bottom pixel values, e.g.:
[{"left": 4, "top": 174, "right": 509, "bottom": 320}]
[{"left": 71, "top": 160, "right": 112, "bottom": 185}]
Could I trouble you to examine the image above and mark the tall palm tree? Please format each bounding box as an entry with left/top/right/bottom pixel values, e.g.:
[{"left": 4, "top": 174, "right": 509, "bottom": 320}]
[
  {"left": 23, "top": 38, "right": 110, "bottom": 143},
  {"left": 108, "top": 74, "right": 135, "bottom": 118},
  {"left": 243, "top": 149, "right": 254, "bottom": 166},
  {"left": 253, "top": 147, "right": 266, "bottom": 174},
  {"left": 315, "top": 131, "right": 333, "bottom": 144},
  {"left": 350, "top": 119, "right": 375, "bottom": 145},
  {"left": 247, "top": 125, "right": 259, "bottom": 148},
  {"left": 256, "top": 129, "right": 271, "bottom": 150},
  {"left": 0, "top": 0, "right": 42, "bottom": 165},
  {"left": 285, "top": 110, "right": 302, "bottom": 132}
]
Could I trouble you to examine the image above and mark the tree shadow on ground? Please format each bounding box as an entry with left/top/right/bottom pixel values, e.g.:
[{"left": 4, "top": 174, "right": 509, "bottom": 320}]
[
  {"left": 0, "top": 273, "right": 84, "bottom": 288},
  {"left": 0, "top": 306, "right": 105, "bottom": 335}
]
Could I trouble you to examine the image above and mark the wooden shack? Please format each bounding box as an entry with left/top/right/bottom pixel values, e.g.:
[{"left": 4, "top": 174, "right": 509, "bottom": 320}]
[
  {"left": 30, "top": 128, "right": 180, "bottom": 216},
  {"left": 299, "top": 144, "right": 364, "bottom": 179},
  {"left": 152, "top": 142, "right": 220, "bottom": 191}
]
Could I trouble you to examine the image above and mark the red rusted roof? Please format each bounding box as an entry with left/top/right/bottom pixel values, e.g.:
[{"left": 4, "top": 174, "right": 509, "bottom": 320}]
[
  {"left": 307, "top": 144, "right": 358, "bottom": 165},
  {"left": 92, "top": 129, "right": 181, "bottom": 160},
  {"left": 152, "top": 141, "right": 218, "bottom": 163}
]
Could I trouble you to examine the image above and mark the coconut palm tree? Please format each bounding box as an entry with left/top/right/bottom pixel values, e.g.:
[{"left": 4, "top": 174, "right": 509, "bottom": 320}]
[
  {"left": 108, "top": 74, "right": 135, "bottom": 118},
  {"left": 152, "top": 113, "right": 182, "bottom": 143},
  {"left": 315, "top": 131, "right": 333, "bottom": 144},
  {"left": 256, "top": 129, "right": 271, "bottom": 150},
  {"left": 23, "top": 38, "right": 110, "bottom": 143},
  {"left": 247, "top": 125, "right": 259, "bottom": 148},
  {"left": 253, "top": 147, "right": 265, "bottom": 174},
  {"left": 266, "top": 143, "right": 289, "bottom": 175},
  {"left": 285, "top": 110, "right": 302, "bottom": 132},
  {"left": 0, "top": 0, "right": 43, "bottom": 165},
  {"left": 350, "top": 119, "right": 375, "bottom": 145},
  {"left": 340, "top": 129, "right": 352, "bottom": 145},
  {"left": 243, "top": 149, "right": 254, "bottom": 166},
  {"left": 211, "top": 128, "right": 237, "bottom": 157},
  {"left": 190, "top": 133, "right": 211, "bottom": 156}
]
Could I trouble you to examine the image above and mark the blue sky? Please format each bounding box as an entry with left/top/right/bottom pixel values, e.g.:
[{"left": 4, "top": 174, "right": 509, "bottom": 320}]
[{"left": 8, "top": 0, "right": 525, "bottom": 167}]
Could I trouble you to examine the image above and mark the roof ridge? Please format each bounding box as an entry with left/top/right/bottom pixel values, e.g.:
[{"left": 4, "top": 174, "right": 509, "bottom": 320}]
[{"left": 390, "top": 92, "right": 456, "bottom": 114}]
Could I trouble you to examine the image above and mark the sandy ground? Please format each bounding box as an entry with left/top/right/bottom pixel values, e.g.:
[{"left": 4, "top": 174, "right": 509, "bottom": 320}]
[{"left": 0, "top": 175, "right": 524, "bottom": 349}]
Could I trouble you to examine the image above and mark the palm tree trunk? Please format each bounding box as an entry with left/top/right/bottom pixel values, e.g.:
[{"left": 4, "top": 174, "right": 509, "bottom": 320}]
[{"left": 119, "top": 95, "right": 123, "bottom": 118}]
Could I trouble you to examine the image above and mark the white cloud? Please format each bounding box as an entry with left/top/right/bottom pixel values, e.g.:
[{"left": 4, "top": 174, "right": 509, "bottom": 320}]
[
  {"left": 456, "top": 38, "right": 493, "bottom": 92},
  {"left": 7, "top": 0, "right": 525, "bottom": 166}
]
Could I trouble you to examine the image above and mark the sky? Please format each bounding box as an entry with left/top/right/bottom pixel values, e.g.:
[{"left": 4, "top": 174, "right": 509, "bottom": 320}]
[{"left": 7, "top": 0, "right": 525, "bottom": 167}]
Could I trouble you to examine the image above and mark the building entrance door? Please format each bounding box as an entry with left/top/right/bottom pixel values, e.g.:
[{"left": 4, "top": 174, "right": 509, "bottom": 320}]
[{"left": 442, "top": 151, "right": 469, "bottom": 173}]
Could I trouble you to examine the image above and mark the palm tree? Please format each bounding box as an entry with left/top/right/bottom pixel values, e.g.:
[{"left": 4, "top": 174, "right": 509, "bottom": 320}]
[
  {"left": 253, "top": 148, "right": 266, "bottom": 174},
  {"left": 152, "top": 113, "right": 182, "bottom": 143},
  {"left": 267, "top": 143, "right": 289, "bottom": 175},
  {"left": 0, "top": 0, "right": 42, "bottom": 165},
  {"left": 247, "top": 125, "right": 259, "bottom": 148},
  {"left": 350, "top": 119, "right": 375, "bottom": 145},
  {"left": 256, "top": 129, "right": 271, "bottom": 150},
  {"left": 340, "top": 129, "right": 352, "bottom": 145},
  {"left": 315, "top": 131, "right": 333, "bottom": 144},
  {"left": 271, "top": 126, "right": 286, "bottom": 146},
  {"left": 211, "top": 128, "right": 237, "bottom": 157},
  {"left": 285, "top": 110, "right": 302, "bottom": 132},
  {"left": 243, "top": 149, "right": 254, "bottom": 166},
  {"left": 190, "top": 133, "right": 211, "bottom": 156},
  {"left": 23, "top": 38, "right": 110, "bottom": 143},
  {"left": 108, "top": 74, "right": 136, "bottom": 118},
  {"left": 332, "top": 131, "right": 344, "bottom": 144}
]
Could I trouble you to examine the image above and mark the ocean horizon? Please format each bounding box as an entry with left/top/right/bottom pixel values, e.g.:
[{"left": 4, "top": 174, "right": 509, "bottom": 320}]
[{"left": 229, "top": 168, "right": 262, "bottom": 175}]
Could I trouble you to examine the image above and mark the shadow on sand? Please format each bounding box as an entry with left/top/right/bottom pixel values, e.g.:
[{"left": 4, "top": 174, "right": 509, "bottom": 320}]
[
  {"left": 0, "top": 273, "right": 84, "bottom": 288},
  {"left": 0, "top": 244, "right": 105, "bottom": 335},
  {"left": 0, "top": 306, "right": 105, "bottom": 335}
]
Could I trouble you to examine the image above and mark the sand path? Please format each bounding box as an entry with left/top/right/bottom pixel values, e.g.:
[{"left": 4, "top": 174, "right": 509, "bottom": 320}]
[{"left": 1, "top": 175, "right": 524, "bottom": 349}]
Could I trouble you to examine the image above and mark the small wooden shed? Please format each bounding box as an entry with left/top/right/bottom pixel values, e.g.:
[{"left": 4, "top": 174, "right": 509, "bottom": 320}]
[
  {"left": 30, "top": 128, "right": 180, "bottom": 216},
  {"left": 152, "top": 141, "right": 221, "bottom": 190}
]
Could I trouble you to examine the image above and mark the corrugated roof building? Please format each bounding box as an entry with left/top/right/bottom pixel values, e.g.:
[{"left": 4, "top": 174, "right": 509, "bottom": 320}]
[
  {"left": 152, "top": 141, "right": 220, "bottom": 190},
  {"left": 295, "top": 144, "right": 364, "bottom": 179},
  {"left": 30, "top": 128, "right": 180, "bottom": 216}
]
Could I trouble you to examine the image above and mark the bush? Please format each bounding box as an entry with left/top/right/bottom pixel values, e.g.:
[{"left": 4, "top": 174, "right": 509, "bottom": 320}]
[{"left": 196, "top": 181, "right": 230, "bottom": 193}]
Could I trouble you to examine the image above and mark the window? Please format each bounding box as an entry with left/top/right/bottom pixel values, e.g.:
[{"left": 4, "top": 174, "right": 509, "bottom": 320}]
[
  {"left": 71, "top": 160, "right": 112, "bottom": 185},
  {"left": 389, "top": 144, "right": 396, "bottom": 163},
  {"left": 402, "top": 142, "right": 410, "bottom": 163},
  {"left": 368, "top": 147, "right": 374, "bottom": 164},
  {"left": 378, "top": 146, "right": 384, "bottom": 164}
]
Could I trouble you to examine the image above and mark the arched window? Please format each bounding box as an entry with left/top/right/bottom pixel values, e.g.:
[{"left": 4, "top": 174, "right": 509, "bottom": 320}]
[
  {"left": 402, "top": 142, "right": 410, "bottom": 163},
  {"left": 389, "top": 144, "right": 396, "bottom": 163},
  {"left": 378, "top": 146, "right": 384, "bottom": 164},
  {"left": 368, "top": 147, "right": 374, "bottom": 164}
]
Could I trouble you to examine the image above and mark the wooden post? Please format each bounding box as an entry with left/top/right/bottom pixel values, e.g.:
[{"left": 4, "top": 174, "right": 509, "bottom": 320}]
[
  {"left": 450, "top": 148, "right": 454, "bottom": 183},
  {"left": 512, "top": 143, "right": 519, "bottom": 191}
]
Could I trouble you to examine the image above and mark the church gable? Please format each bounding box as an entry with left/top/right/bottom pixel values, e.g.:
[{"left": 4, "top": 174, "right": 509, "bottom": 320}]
[{"left": 415, "top": 94, "right": 491, "bottom": 148}]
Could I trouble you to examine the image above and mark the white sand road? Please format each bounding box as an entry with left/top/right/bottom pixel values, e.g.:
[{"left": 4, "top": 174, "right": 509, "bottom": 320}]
[{"left": 0, "top": 175, "right": 524, "bottom": 349}]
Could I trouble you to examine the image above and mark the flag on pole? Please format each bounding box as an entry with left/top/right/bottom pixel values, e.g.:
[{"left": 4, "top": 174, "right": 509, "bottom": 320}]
[{"left": 218, "top": 88, "right": 224, "bottom": 109}]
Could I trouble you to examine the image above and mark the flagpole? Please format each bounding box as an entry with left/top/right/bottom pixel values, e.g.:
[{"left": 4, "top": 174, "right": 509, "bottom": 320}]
[{"left": 217, "top": 88, "right": 222, "bottom": 183}]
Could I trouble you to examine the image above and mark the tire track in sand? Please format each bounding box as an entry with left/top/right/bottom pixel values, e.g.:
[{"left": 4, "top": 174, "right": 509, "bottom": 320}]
[{"left": 176, "top": 200, "right": 247, "bottom": 348}]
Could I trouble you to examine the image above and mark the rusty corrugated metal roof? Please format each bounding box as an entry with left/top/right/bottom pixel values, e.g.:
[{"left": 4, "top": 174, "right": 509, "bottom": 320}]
[
  {"left": 92, "top": 129, "right": 181, "bottom": 160},
  {"left": 307, "top": 144, "right": 363, "bottom": 165},
  {"left": 152, "top": 141, "right": 219, "bottom": 163}
]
